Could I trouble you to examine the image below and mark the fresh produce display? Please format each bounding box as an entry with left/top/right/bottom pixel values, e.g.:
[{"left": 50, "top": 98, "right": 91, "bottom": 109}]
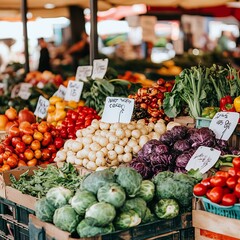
[
  {"left": 234, "top": 96, "right": 240, "bottom": 112},
  {"left": 193, "top": 158, "right": 240, "bottom": 206},
  {"left": 10, "top": 163, "right": 82, "bottom": 198},
  {"left": 129, "top": 78, "right": 174, "bottom": 123},
  {"left": 201, "top": 107, "right": 220, "bottom": 119},
  {"left": 214, "top": 154, "right": 239, "bottom": 169},
  {"left": 81, "top": 78, "right": 141, "bottom": 115},
  {"left": 34, "top": 166, "right": 187, "bottom": 238},
  {"left": 58, "top": 106, "right": 101, "bottom": 139},
  {"left": 130, "top": 126, "right": 239, "bottom": 179},
  {"left": 54, "top": 119, "right": 167, "bottom": 170},
  {"left": 0, "top": 121, "right": 65, "bottom": 171},
  {"left": 220, "top": 95, "right": 235, "bottom": 112},
  {"left": 157, "top": 60, "right": 182, "bottom": 76},
  {"left": 164, "top": 64, "right": 240, "bottom": 118}
]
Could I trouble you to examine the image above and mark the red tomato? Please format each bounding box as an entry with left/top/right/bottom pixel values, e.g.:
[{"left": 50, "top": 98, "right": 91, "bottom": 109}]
[
  {"left": 208, "top": 187, "right": 223, "bottom": 204},
  {"left": 37, "top": 121, "right": 49, "bottom": 133},
  {"left": 221, "top": 193, "right": 237, "bottom": 206},
  {"left": 60, "top": 128, "right": 67, "bottom": 139},
  {"left": 232, "top": 157, "right": 240, "bottom": 169},
  {"left": 15, "top": 142, "right": 26, "bottom": 153},
  {"left": 9, "top": 126, "right": 20, "bottom": 137},
  {"left": 228, "top": 167, "right": 237, "bottom": 177},
  {"left": 53, "top": 137, "right": 64, "bottom": 149},
  {"left": 215, "top": 171, "right": 229, "bottom": 179},
  {"left": 47, "top": 144, "right": 57, "bottom": 153},
  {"left": 22, "top": 134, "right": 33, "bottom": 145},
  {"left": 201, "top": 177, "right": 212, "bottom": 189},
  {"left": 71, "top": 111, "right": 79, "bottom": 121},
  {"left": 24, "top": 149, "right": 34, "bottom": 161},
  {"left": 234, "top": 183, "right": 240, "bottom": 198},
  {"left": 210, "top": 176, "right": 226, "bottom": 187},
  {"left": 7, "top": 155, "right": 18, "bottom": 168},
  {"left": 193, "top": 183, "right": 207, "bottom": 196},
  {"left": 33, "top": 131, "right": 43, "bottom": 141},
  {"left": 30, "top": 140, "right": 41, "bottom": 151},
  {"left": 226, "top": 176, "right": 238, "bottom": 189},
  {"left": 85, "top": 119, "right": 92, "bottom": 127},
  {"left": 41, "top": 132, "right": 52, "bottom": 146},
  {"left": 11, "top": 137, "right": 22, "bottom": 147},
  {"left": 222, "top": 187, "right": 232, "bottom": 195},
  {"left": 41, "top": 149, "right": 51, "bottom": 161}
]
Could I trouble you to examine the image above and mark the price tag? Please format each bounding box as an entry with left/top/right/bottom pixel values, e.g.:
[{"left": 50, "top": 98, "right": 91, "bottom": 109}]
[
  {"left": 18, "top": 83, "right": 32, "bottom": 100},
  {"left": 76, "top": 66, "right": 92, "bottom": 81},
  {"left": 11, "top": 84, "right": 21, "bottom": 98},
  {"left": 53, "top": 85, "right": 67, "bottom": 99},
  {"left": 91, "top": 58, "right": 108, "bottom": 80},
  {"left": 209, "top": 112, "right": 239, "bottom": 140},
  {"left": 64, "top": 80, "right": 84, "bottom": 102},
  {"left": 34, "top": 96, "right": 49, "bottom": 119},
  {"left": 140, "top": 16, "right": 157, "bottom": 43},
  {"left": 101, "top": 97, "right": 134, "bottom": 123},
  {"left": 185, "top": 146, "right": 221, "bottom": 174}
]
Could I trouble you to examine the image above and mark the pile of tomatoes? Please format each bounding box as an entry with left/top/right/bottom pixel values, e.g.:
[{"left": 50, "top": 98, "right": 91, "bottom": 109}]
[
  {"left": 0, "top": 121, "right": 65, "bottom": 172},
  {"left": 58, "top": 106, "right": 101, "bottom": 139},
  {"left": 193, "top": 157, "right": 240, "bottom": 206}
]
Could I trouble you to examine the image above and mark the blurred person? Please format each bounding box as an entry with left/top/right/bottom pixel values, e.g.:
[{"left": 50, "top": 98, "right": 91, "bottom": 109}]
[
  {"left": 217, "top": 31, "right": 232, "bottom": 52},
  {"left": 67, "top": 31, "right": 90, "bottom": 72},
  {"left": 38, "top": 38, "right": 51, "bottom": 72}
]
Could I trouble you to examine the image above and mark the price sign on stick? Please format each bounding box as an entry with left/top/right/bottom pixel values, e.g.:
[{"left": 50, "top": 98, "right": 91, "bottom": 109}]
[
  {"left": 54, "top": 85, "right": 67, "bottom": 99},
  {"left": 64, "top": 80, "right": 83, "bottom": 102},
  {"left": 101, "top": 97, "right": 134, "bottom": 123},
  {"left": 209, "top": 112, "right": 239, "bottom": 140},
  {"left": 186, "top": 146, "right": 221, "bottom": 174},
  {"left": 91, "top": 59, "right": 108, "bottom": 80},
  {"left": 34, "top": 96, "right": 49, "bottom": 119},
  {"left": 76, "top": 66, "right": 92, "bottom": 81},
  {"left": 18, "top": 83, "right": 32, "bottom": 100}
]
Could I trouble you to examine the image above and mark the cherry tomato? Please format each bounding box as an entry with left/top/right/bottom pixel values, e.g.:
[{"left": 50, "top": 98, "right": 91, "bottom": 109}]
[
  {"left": 215, "top": 171, "right": 229, "bottom": 179},
  {"left": 193, "top": 183, "right": 207, "bottom": 196},
  {"left": 47, "top": 144, "right": 57, "bottom": 153},
  {"left": 27, "top": 158, "right": 37, "bottom": 167},
  {"left": 221, "top": 193, "right": 237, "bottom": 206},
  {"left": 234, "top": 183, "right": 240, "bottom": 198},
  {"left": 37, "top": 121, "right": 49, "bottom": 133},
  {"left": 208, "top": 187, "right": 223, "bottom": 204},
  {"left": 34, "top": 149, "right": 42, "bottom": 159},
  {"left": 60, "top": 128, "right": 68, "bottom": 139},
  {"left": 226, "top": 176, "right": 238, "bottom": 189},
  {"left": 15, "top": 141, "right": 26, "bottom": 153},
  {"left": 2, "top": 136, "right": 12, "bottom": 146},
  {"left": 42, "top": 132, "right": 52, "bottom": 146},
  {"left": 210, "top": 176, "right": 226, "bottom": 187},
  {"left": 22, "top": 134, "right": 33, "bottom": 145},
  {"left": 228, "top": 167, "right": 237, "bottom": 177},
  {"left": 41, "top": 149, "right": 51, "bottom": 161},
  {"left": 31, "top": 140, "right": 41, "bottom": 151},
  {"left": 71, "top": 111, "right": 79, "bottom": 121},
  {"left": 33, "top": 131, "right": 43, "bottom": 141},
  {"left": 24, "top": 149, "right": 34, "bottom": 161},
  {"left": 21, "top": 127, "right": 34, "bottom": 136},
  {"left": 232, "top": 157, "right": 240, "bottom": 169},
  {"left": 85, "top": 119, "right": 92, "bottom": 127},
  {"left": 9, "top": 126, "right": 20, "bottom": 137},
  {"left": 11, "top": 137, "right": 22, "bottom": 147},
  {"left": 7, "top": 155, "right": 18, "bottom": 168}
]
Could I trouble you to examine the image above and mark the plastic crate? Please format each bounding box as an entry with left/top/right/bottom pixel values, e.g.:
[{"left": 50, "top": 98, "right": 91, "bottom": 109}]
[
  {"left": 0, "top": 198, "right": 16, "bottom": 219},
  {"left": 179, "top": 227, "right": 194, "bottom": 240},
  {"left": 202, "top": 197, "right": 240, "bottom": 220},
  {"left": 14, "top": 224, "right": 29, "bottom": 240},
  {"left": 195, "top": 117, "right": 211, "bottom": 128},
  {"left": 0, "top": 215, "right": 15, "bottom": 239},
  {"left": 15, "top": 204, "right": 34, "bottom": 225}
]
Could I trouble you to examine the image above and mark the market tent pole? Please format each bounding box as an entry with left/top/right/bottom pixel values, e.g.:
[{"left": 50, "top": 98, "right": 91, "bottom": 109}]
[
  {"left": 90, "top": 0, "right": 98, "bottom": 65},
  {"left": 21, "top": 0, "right": 30, "bottom": 73}
]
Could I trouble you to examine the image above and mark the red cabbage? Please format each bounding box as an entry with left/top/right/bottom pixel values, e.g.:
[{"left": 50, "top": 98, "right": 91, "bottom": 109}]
[
  {"left": 150, "top": 153, "right": 173, "bottom": 167},
  {"left": 170, "top": 126, "right": 188, "bottom": 140},
  {"left": 189, "top": 127, "right": 216, "bottom": 148},
  {"left": 173, "top": 139, "right": 191, "bottom": 152},
  {"left": 129, "top": 159, "right": 152, "bottom": 179},
  {"left": 174, "top": 167, "right": 187, "bottom": 173},
  {"left": 159, "top": 131, "right": 174, "bottom": 146},
  {"left": 175, "top": 149, "right": 196, "bottom": 168}
]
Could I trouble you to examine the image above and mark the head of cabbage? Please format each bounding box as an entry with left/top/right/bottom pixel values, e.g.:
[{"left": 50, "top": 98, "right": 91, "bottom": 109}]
[
  {"left": 35, "top": 197, "right": 56, "bottom": 222},
  {"left": 136, "top": 180, "right": 155, "bottom": 203},
  {"left": 46, "top": 186, "right": 73, "bottom": 209},
  {"left": 70, "top": 190, "right": 97, "bottom": 216},
  {"left": 53, "top": 205, "right": 81, "bottom": 233}
]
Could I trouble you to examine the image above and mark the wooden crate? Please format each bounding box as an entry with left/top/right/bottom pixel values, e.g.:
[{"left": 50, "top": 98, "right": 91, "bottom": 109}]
[{"left": 174, "top": 116, "right": 195, "bottom": 128}]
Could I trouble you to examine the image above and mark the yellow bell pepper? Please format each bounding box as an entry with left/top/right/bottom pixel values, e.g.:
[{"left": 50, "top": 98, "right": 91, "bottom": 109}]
[
  {"left": 46, "top": 113, "right": 55, "bottom": 123},
  {"left": 78, "top": 100, "right": 85, "bottom": 107},
  {"left": 67, "top": 100, "right": 78, "bottom": 109},
  {"left": 234, "top": 96, "right": 240, "bottom": 112},
  {"left": 55, "top": 101, "right": 66, "bottom": 110},
  {"left": 49, "top": 96, "right": 62, "bottom": 105},
  {"left": 54, "top": 109, "right": 66, "bottom": 122},
  {"left": 47, "top": 105, "right": 56, "bottom": 113}
]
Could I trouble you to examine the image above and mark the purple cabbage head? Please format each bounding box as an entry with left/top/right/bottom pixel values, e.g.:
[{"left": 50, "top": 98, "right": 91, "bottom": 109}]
[
  {"left": 173, "top": 139, "right": 191, "bottom": 152},
  {"left": 189, "top": 127, "right": 216, "bottom": 148},
  {"left": 139, "top": 139, "right": 162, "bottom": 156},
  {"left": 129, "top": 159, "right": 152, "bottom": 179},
  {"left": 159, "top": 131, "right": 174, "bottom": 146},
  {"left": 174, "top": 167, "right": 187, "bottom": 173},
  {"left": 170, "top": 126, "right": 188, "bottom": 141},
  {"left": 150, "top": 153, "right": 173, "bottom": 167},
  {"left": 175, "top": 149, "right": 196, "bottom": 168}
]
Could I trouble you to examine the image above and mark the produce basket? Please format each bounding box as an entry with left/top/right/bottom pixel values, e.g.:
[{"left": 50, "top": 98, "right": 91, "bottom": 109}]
[
  {"left": 195, "top": 117, "right": 211, "bottom": 128},
  {"left": 201, "top": 197, "right": 240, "bottom": 220}
]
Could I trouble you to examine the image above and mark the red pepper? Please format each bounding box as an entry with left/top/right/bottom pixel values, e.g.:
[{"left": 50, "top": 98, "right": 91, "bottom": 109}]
[{"left": 219, "top": 95, "right": 235, "bottom": 112}]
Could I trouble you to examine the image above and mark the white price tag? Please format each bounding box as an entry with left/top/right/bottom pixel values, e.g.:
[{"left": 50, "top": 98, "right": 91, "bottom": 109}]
[
  {"left": 209, "top": 112, "right": 239, "bottom": 140},
  {"left": 101, "top": 97, "right": 134, "bottom": 123},
  {"left": 11, "top": 84, "right": 21, "bottom": 98},
  {"left": 76, "top": 66, "right": 92, "bottom": 81},
  {"left": 185, "top": 146, "right": 221, "bottom": 174},
  {"left": 64, "top": 80, "right": 83, "bottom": 102},
  {"left": 140, "top": 16, "right": 157, "bottom": 43},
  {"left": 34, "top": 96, "right": 49, "bottom": 119},
  {"left": 18, "top": 83, "right": 32, "bottom": 100},
  {"left": 91, "top": 59, "right": 108, "bottom": 80},
  {"left": 53, "top": 85, "right": 67, "bottom": 99}
]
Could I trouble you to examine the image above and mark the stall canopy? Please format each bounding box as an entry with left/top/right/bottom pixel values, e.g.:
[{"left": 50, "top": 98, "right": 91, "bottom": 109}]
[{"left": 0, "top": 0, "right": 236, "bottom": 19}]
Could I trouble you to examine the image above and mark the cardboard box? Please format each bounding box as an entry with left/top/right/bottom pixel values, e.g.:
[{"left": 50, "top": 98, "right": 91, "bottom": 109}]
[
  {"left": 192, "top": 198, "right": 240, "bottom": 240},
  {"left": 174, "top": 116, "right": 195, "bottom": 128}
]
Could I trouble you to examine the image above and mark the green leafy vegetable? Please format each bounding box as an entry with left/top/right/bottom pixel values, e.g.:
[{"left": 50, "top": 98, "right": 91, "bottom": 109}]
[
  {"left": 35, "top": 197, "right": 56, "bottom": 222},
  {"left": 154, "top": 199, "right": 179, "bottom": 219}
]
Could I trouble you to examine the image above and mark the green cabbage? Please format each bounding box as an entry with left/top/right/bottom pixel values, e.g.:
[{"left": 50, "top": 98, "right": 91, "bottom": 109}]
[
  {"left": 70, "top": 190, "right": 97, "bottom": 216},
  {"left": 120, "top": 197, "right": 147, "bottom": 219},
  {"left": 80, "top": 168, "right": 115, "bottom": 194},
  {"left": 97, "top": 183, "right": 126, "bottom": 208},
  {"left": 114, "top": 210, "right": 141, "bottom": 230},
  {"left": 35, "top": 197, "right": 56, "bottom": 222},
  {"left": 85, "top": 202, "right": 116, "bottom": 227},
  {"left": 141, "top": 207, "right": 156, "bottom": 224},
  {"left": 46, "top": 186, "right": 73, "bottom": 209},
  {"left": 53, "top": 205, "right": 80, "bottom": 233},
  {"left": 136, "top": 180, "right": 155, "bottom": 202},
  {"left": 77, "top": 218, "right": 114, "bottom": 238},
  {"left": 114, "top": 167, "right": 142, "bottom": 197},
  {"left": 154, "top": 199, "right": 179, "bottom": 219}
]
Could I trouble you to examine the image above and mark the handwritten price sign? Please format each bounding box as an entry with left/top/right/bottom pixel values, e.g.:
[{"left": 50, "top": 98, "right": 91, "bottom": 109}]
[
  {"left": 101, "top": 97, "right": 134, "bottom": 123},
  {"left": 34, "top": 96, "right": 49, "bottom": 119},
  {"left": 18, "top": 83, "right": 32, "bottom": 100},
  {"left": 209, "top": 112, "right": 239, "bottom": 140},
  {"left": 64, "top": 80, "right": 83, "bottom": 102},
  {"left": 186, "top": 146, "right": 221, "bottom": 174},
  {"left": 76, "top": 66, "right": 92, "bottom": 81},
  {"left": 54, "top": 85, "right": 67, "bottom": 99},
  {"left": 91, "top": 59, "right": 108, "bottom": 80}
]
